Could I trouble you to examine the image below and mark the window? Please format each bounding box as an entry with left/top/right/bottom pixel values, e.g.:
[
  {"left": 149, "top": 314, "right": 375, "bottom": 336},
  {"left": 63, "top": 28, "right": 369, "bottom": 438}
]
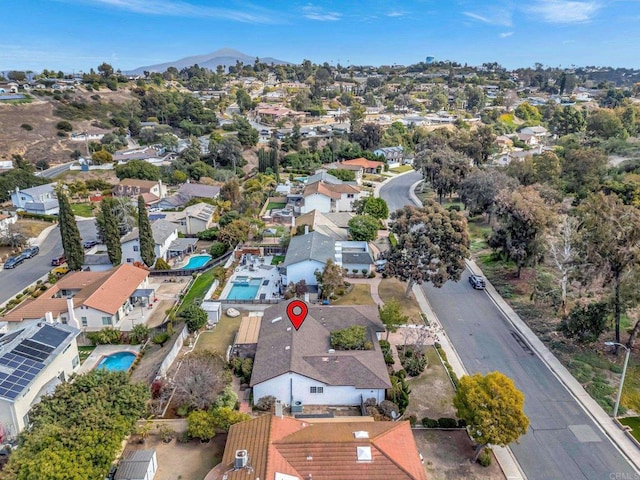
[
  {"left": 127, "top": 258, "right": 134, "bottom": 263},
  {"left": 72, "top": 355, "right": 80, "bottom": 368},
  {"left": 310, "top": 386, "right": 324, "bottom": 394},
  {"left": 81, "top": 316, "right": 87, "bottom": 327},
  {"left": 102, "top": 316, "right": 112, "bottom": 326},
  {"left": 133, "top": 245, "right": 139, "bottom": 252},
  {"left": 347, "top": 194, "right": 354, "bottom": 198}
]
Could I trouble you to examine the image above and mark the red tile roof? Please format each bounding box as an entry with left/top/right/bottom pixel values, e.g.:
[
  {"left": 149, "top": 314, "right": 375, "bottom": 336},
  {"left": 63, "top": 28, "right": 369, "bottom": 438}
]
[
  {"left": 206, "top": 415, "right": 427, "bottom": 480},
  {"left": 342, "top": 158, "right": 385, "bottom": 170}
]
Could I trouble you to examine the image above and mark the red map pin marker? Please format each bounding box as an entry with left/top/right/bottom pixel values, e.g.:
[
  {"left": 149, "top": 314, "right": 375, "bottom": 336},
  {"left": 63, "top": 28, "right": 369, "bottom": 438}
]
[{"left": 287, "top": 300, "right": 308, "bottom": 331}]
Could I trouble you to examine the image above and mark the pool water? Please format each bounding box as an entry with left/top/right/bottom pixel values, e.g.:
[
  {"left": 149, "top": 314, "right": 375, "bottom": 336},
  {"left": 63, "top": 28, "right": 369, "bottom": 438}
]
[
  {"left": 226, "top": 278, "right": 262, "bottom": 300},
  {"left": 96, "top": 352, "right": 137, "bottom": 372},
  {"left": 182, "top": 255, "right": 212, "bottom": 269}
]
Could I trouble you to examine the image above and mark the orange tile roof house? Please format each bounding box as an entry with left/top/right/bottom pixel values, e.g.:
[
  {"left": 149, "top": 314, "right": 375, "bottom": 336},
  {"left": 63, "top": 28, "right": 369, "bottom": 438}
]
[
  {"left": 341, "top": 157, "right": 385, "bottom": 174},
  {"left": 113, "top": 178, "right": 167, "bottom": 202},
  {"left": 250, "top": 301, "right": 390, "bottom": 408},
  {"left": 205, "top": 414, "right": 427, "bottom": 480},
  {"left": 2, "top": 264, "right": 150, "bottom": 332}
]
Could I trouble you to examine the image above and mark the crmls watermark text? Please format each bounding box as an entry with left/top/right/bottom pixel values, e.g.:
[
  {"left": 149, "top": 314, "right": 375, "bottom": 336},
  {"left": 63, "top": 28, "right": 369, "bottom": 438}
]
[{"left": 610, "top": 473, "right": 640, "bottom": 480}]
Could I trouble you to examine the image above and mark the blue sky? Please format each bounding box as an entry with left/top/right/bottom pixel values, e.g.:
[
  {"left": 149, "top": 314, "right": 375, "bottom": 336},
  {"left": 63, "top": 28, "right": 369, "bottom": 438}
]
[{"left": 3, "top": 0, "right": 640, "bottom": 72}]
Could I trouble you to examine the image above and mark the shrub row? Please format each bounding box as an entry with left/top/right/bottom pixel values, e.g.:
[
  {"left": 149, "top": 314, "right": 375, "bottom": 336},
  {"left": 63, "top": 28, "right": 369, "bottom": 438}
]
[
  {"left": 434, "top": 342, "right": 459, "bottom": 388},
  {"left": 421, "top": 417, "right": 466, "bottom": 429}
]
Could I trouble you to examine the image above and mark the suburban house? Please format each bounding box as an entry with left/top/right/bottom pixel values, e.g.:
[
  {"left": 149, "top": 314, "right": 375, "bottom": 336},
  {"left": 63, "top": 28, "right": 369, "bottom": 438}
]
[
  {"left": 340, "top": 157, "right": 385, "bottom": 174},
  {"left": 281, "top": 231, "right": 374, "bottom": 287},
  {"left": 520, "top": 125, "right": 549, "bottom": 140},
  {"left": 154, "top": 183, "right": 220, "bottom": 210},
  {"left": 250, "top": 301, "right": 391, "bottom": 407},
  {"left": 81, "top": 253, "right": 114, "bottom": 272},
  {"left": 154, "top": 203, "right": 215, "bottom": 235},
  {"left": 120, "top": 220, "right": 179, "bottom": 264},
  {"left": 1, "top": 264, "right": 151, "bottom": 332},
  {"left": 112, "top": 147, "right": 167, "bottom": 166},
  {"left": 205, "top": 415, "right": 427, "bottom": 480},
  {"left": 297, "top": 181, "right": 360, "bottom": 214},
  {"left": 294, "top": 210, "right": 354, "bottom": 240},
  {"left": 11, "top": 184, "right": 59, "bottom": 215},
  {"left": 113, "top": 179, "right": 167, "bottom": 203},
  {"left": 305, "top": 171, "right": 343, "bottom": 186},
  {"left": 374, "top": 146, "right": 404, "bottom": 164},
  {"left": 0, "top": 322, "right": 81, "bottom": 442}
]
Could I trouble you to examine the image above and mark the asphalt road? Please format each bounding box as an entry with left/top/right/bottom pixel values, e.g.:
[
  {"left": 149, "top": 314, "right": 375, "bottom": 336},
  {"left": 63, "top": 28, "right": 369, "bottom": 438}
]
[
  {"left": 37, "top": 161, "right": 72, "bottom": 179},
  {"left": 380, "top": 173, "right": 637, "bottom": 480},
  {"left": 0, "top": 219, "right": 98, "bottom": 305}
]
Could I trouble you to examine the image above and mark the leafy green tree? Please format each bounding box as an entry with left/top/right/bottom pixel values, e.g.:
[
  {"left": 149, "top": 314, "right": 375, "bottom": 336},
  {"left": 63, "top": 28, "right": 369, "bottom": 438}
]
[
  {"left": 209, "top": 407, "right": 250, "bottom": 431},
  {"left": 182, "top": 304, "right": 208, "bottom": 332},
  {"left": 56, "top": 187, "right": 84, "bottom": 270},
  {"left": 384, "top": 203, "right": 470, "bottom": 297},
  {"left": 315, "top": 259, "right": 344, "bottom": 300},
  {"left": 91, "top": 149, "right": 113, "bottom": 165},
  {"left": 561, "top": 147, "right": 608, "bottom": 198},
  {"left": 379, "top": 299, "right": 409, "bottom": 340},
  {"left": 187, "top": 410, "right": 215, "bottom": 441},
  {"left": 233, "top": 115, "right": 259, "bottom": 147},
  {"left": 327, "top": 168, "right": 356, "bottom": 182},
  {"left": 560, "top": 301, "right": 609, "bottom": 344},
  {"left": 348, "top": 215, "right": 379, "bottom": 242},
  {"left": 459, "top": 169, "right": 519, "bottom": 221},
  {"left": 115, "top": 159, "right": 161, "bottom": 181},
  {"left": 414, "top": 146, "right": 471, "bottom": 202},
  {"left": 210, "top": 136, "right": 245, "bottom": 171},
  {"left": 361, "top": 197, "right": 389, "bottom": 219},
  {"left": 137, "top": 195, "right": 155, "bottom": 267},
  {"left": 218, "top": 219, "right": 250, "bottom": 247},
  {"left": 488, "top": 185, "right": 555, "bottom": 277},
  {"left": 349, "top": 100, "right": 366, "bottom": 134},
  {"left": 98, "top": 198, "right": 122, "bottom": 265},
  {"left": 330, "top": 325, "right": 370, "bottom": 350},
  {"left": 454, "top": 372, "right": 529, "bottom": 462},
  {"left": 587, "top": 109, "right": 627, "bottom": 139},
  {"left": 549, "top": 105, "right": 585, "bottom": 136},
  {"left": 577, "top": 193, "right": 640, "bottom": 349}
]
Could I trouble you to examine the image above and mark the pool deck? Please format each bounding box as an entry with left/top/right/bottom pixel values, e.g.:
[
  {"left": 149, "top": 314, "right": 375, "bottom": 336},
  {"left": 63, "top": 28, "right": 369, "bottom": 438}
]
[
  {"left": 172, "top": 253, "right": 211, "bottom": 270},
  {"left": 219, "top": 255, "right": 283, "bottom": 301},
  {"left": 77, "top": 344, "right": 141, "bottom": 374}
]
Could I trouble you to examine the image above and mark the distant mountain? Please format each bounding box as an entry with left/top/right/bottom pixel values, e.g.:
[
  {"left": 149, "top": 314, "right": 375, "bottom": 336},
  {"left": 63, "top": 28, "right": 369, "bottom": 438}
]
[{"left": 128, "top": 48, "right": 289, "bottom": 75}]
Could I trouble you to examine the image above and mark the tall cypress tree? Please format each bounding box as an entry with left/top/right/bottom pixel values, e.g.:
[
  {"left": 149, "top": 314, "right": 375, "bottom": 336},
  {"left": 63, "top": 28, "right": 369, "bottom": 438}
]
[
  {"left": 99, "top": 198, "right": 122, "bottom": 265},
  {"left": 57, "top": 187, "right": 84, "bottom": 270},
  {"left": 137, "top": 195, "right": 155, "bottom": 267}
]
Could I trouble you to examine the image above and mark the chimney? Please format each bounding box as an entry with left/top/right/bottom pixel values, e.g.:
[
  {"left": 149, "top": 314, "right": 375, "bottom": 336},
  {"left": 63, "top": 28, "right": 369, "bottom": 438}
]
[
  {"left": 275, "top": 400, "right": 283, "bottom": 418},
  {"left": 304, "top": 225, "right": 309, "bottom": 235},
  {"left": 45, "top": 311, "right": 55, "bottom": 324},
  {"left": 66, "top": 298, "right": 79, "bottom": 329}
]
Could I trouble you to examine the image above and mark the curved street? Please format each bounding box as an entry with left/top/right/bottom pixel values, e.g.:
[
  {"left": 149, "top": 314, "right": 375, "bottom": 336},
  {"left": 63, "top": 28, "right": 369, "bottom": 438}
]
[{"left": 380, "top": 172, "right": 638, "bottom": 480}]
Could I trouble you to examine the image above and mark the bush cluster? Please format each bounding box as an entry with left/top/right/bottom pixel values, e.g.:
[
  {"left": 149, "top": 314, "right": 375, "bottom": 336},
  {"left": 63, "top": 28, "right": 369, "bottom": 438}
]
[{"left": 421, "top": 417, "right": 466, "bottom": 429}]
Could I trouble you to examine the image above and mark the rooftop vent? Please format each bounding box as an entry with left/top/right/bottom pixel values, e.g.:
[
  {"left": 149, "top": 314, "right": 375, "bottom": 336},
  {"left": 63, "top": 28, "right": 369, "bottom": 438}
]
[
  {"left": 328, "top": 349, "right": 335, "bottom": 353},
  {"left": 353, "top": 431, "right": 369, "bottom": 439},
  {"left": 286, "top": 327, "right": 292, "bottom": 331},
  {"left": 234, "top": 450, "right": 248, "bottom": 469},
  {"left": 306, "top": 455, "right": 313, "bottom": 461},
  {"left": 285, "top": 346, "right": 290, "bottom": 350},
  {"left": 272, "top": 316, "right": 282, "bottom": 323}
]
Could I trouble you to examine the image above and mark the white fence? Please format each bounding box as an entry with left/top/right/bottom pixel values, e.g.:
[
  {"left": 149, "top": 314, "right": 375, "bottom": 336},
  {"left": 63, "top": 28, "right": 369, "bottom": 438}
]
[{"left": 158, "top": 325, "right": 189, "bottom": 378}]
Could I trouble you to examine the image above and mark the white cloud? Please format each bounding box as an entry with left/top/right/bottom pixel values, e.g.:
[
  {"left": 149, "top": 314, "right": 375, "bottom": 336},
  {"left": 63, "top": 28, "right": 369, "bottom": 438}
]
[
  {"left": 63, "top": 0, "right": 279, "bottom": 23},
  {"left": 462, "top": 9, "right": 513, "bottom": 27},
  {"left": 386, "top": 10, "right": 406, "bottom": 17},
  {"left": 500, "top": 31, "right": 515, "bottom": 38},
  {"left": 302, "top": 4, "right": 341, "bottom": 21},
  {"left": 527, "top": 0, "right": 602, "bottom": 23}
]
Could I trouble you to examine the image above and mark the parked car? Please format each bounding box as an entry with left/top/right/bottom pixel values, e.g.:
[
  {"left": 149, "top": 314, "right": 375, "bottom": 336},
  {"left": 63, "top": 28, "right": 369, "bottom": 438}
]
[
  {"left": 51, "top": 254, "right": 67, "bottom": 266},
  {"left": 22, "top": 246, "right": 40, "bottom": 258},
  {"left": 4, "top": 256, "right": 25, "bottom": 269},
  {"left": 83, "top": 240, "right": 98, "bottom": 249},
  {"left": 374, "top": 259, "right": 387, "bottom": 272},
  {"left": 468, "top": 274, "right": 486, "bottom": 290},
  {"left": 51, "top": 264, "right": 69, "bottom": 277}
]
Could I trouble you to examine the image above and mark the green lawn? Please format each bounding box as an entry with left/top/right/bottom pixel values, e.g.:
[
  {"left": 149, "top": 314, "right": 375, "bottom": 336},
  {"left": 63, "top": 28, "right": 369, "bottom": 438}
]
[
  {"left": 619, "top": 417, "right": 640, "bottom": 442},
  {"left": 379, "top": 278, "right": 422, "bottom": 320},
  {"left": 194, "top": 314, "right": 242, "bottom": 355},
  {"left": 332, "top": 284, "right": 376, "bottom": 305},
  {"left": 78, "top": 346, "right": 95, "bottom": 364},
  {"left": 266, "top": 202, "right": 286, "bottom": 210},
  {"left": 389, "top": 165, "right": 414, "bottom": 173},
  {"left": 71, "top": 203, "right": 94, "bottom": 217},
  {"left": 271, "top": 255, "right": 285, "bottom": 265},
  {"left": 177, "top": 269, "right": 217, "bottom": 315}
]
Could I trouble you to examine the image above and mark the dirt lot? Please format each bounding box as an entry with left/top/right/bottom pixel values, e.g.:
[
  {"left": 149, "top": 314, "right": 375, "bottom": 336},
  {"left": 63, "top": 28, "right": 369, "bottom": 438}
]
[
  {"left": 413, "top": 430, "right": 505, "bottom": 480},
  {"left": 124, "top": 420, "right": 224, "bottom": 480}
]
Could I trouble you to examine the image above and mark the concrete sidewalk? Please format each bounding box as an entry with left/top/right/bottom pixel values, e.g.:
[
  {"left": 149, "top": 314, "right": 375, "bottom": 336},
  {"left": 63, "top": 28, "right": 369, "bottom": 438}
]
[{"left": 467, "top": 259, "right": 640, "bottom": 474}]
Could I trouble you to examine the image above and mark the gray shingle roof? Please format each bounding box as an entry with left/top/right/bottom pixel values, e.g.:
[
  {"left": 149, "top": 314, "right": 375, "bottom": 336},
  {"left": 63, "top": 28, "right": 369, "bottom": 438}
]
[
  {"left": 115, "top": 450, "right": 156, "bottom": 480},
  {"left": 17, "top": 183, "right": 56, "bottom": 197},
  {"left": 282, "top": 231, "right": 335, "bottom": 268},
  {"left": 177, "top": 183, "right": 221, "bottom": 199},
  {"left": 250, "top": 301, "right": 390, "bottom": 389},
  {"left": 342, "top": 251, "right": 374, "bottom": 266},
  {"left": 151, "top": 219, "right": 178, "bottom": 245},
  {"left": 306, "top": 172, "right": 342, "bottom": 185}
]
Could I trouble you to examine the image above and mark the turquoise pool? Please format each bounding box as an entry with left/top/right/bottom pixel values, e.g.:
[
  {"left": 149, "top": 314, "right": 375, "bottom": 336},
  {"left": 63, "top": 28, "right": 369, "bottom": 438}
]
[
  {"left": 226, "top": 278, "right": 262, "bottom": 300},
  {"left": 96, "top": 352, "right": 137, "bottom": 372},
  {"left": 181, "top": 254, "right": 211, "bottom": 269}
]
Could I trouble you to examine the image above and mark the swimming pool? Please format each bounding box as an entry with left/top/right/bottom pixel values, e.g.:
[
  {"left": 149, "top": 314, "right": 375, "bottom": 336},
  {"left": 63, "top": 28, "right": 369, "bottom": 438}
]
[
  {"left": 226, "top": 278, "right": 262, "bottom": 300},
  {"left": 96, "top": 352, "right": 137, "bottom": 372},
  {"left": 181, "top": 254, "right": 211, "bottom": 269}
]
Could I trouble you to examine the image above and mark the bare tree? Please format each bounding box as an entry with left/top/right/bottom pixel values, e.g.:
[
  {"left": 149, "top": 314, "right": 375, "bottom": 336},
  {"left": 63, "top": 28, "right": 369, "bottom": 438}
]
[
  {"left": 174, "top": 351, "right": 230, "bottom": 410},
  {"left": 547, "top": 215, "right": 581, "bottom": 317}
]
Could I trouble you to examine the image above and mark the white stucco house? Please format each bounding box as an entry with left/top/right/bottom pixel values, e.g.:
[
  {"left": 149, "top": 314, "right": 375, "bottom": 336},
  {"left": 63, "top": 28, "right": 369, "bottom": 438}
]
[
  {"left": 11, "top": 184, "right": 59, "bottom": 215},
  {"left": 120, "top": 220, "right": 179, "bottom": 264},
  {"left": 0, "top": 213, "right": 18, "bottom": 235},
  {"left": 2, "top": 264, "right": 151, "bottom": 332},
  {"left": 250, "top": 301, "right": 390, "bottom": 407},
  {"left": 297, "top": 181, "right": 360, "bottom": 214},
  {"left": 156, "top": 203, "right": 215, "bottom": 235},
  {"left": 0, "top": 322, "right": 80, "bottom": 441}
]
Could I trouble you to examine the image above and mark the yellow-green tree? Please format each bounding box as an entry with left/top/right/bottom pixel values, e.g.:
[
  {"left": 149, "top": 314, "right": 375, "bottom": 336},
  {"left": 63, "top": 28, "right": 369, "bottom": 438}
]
[{"left": 454, "top": 371, "right": 529, "bottom": 462}]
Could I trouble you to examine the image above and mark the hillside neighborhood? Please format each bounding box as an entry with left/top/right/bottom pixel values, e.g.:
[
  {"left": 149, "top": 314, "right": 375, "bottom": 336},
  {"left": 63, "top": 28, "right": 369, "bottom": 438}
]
[{"left": 0, "top": 52, "right": 640, "bottom": 480}]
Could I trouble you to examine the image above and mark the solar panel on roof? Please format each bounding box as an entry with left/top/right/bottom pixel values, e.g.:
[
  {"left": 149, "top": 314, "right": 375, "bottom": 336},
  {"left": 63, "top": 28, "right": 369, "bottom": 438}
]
[
  {"left": 30, "top": 324, "right": 70, "bottom": 349},
  {"left": 13, "top": 340, "right": 51, "bottom": 362},
  {"left": 0, "top": 329, "right": 22, "bottom": 346},
  {"left": 22, "top": 339, "right": 54, "bottom": 354}
]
